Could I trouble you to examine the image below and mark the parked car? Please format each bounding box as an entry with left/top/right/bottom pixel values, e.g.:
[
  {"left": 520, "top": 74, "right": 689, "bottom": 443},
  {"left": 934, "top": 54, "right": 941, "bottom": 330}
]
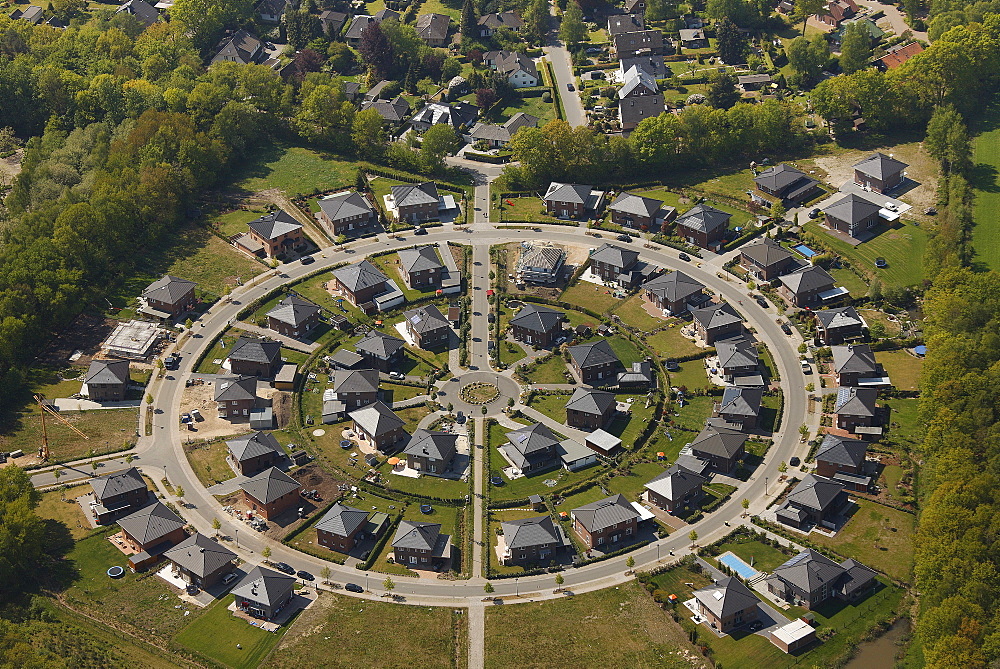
[
  {"left": 781, "top": 323, "right": 792, "bottom": 335},
  {"left": 273, "top": 562, "right": 295, "bottom": 575},
  {"left": 790, "top": 456, "right": 801, "bottom": 467},
  {"left": 388, "top": 371, "right": 404, "bottom": 380},
  {"left": 164, "top": 354, "right": 180, "bottom": 370},
  {"left": 678, "top": 253, "right": 691, "bottom": 262},
  {"left": 809, "top": 208, "right": 821, "bottom": 219},
  {"left": 413, "top": 226, "right": 428, "bottom": 235},
  {"left": 297, "top": 570, "right": 315, "bottom": 581},
  {"left": 616, "top": 234, "right": 632, "bottom": 242},
  {"left": 345, "top": 583, "right": 364, "bottom": 593},
  {"left": 754, "top": 295, "right": 768, "bottom": 308},
  {"left": 487, "top": 312, "right": 495, "bottom": 323},
  {"left": 801, "top": 361, "right": 812, "bottom": 374},
  {"left": 566, "top": 83, "right": 574, "bottom": 91},
  {"left": 300, "top": 255, "right": 315, "bottom": 265}
]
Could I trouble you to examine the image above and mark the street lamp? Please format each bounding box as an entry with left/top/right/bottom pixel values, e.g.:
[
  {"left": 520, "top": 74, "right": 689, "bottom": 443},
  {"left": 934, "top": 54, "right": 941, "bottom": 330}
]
[
  {"left": 765, "top": 477, "right": 768, "bottom": 494},
  {"left": 515, "top": 577, "right": 519, "bottom": 597},
  {"left": 235, "top": 528, "right": 239, "bottom": 548}
]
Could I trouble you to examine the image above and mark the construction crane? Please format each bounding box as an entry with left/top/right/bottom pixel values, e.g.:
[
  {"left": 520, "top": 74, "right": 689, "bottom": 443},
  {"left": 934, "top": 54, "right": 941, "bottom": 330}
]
[{"left": 34, "top": 395, "right": 88, "bottom": 461}]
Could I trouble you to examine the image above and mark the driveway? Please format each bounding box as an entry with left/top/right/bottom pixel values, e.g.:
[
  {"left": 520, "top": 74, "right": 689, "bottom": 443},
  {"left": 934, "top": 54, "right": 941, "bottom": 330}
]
[{"left": 872, "top": 0, "right": 928, "bottom": 42}]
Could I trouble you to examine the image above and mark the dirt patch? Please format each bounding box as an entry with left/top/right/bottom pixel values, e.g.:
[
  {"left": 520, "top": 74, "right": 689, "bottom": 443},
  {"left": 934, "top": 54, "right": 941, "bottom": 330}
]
[
  {"left": 178, "top": 381, "right": 279, "bottom": 440},
  {"left": 36, "top": 313, "right": 121, "bottom": 370},
  {"left": 0, "top": 148, "right": 23, "bottom": 186},
  {"left": 272, "top": 391, "right": 293, "bottom": 427},
  {"left": 499, "top": 241, "right": 592, "bottom": 300}
]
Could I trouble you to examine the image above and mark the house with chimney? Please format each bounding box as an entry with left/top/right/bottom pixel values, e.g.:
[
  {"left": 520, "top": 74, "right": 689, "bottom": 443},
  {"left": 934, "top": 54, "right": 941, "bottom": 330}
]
[
  {"left": 141, "top": 275, "right": 197, "bottom": 318},
  {"left": 814, "top": 433, "right": 871, "bottom": 491},
  {"left": 239, "top": 467, "right": 301, "bottom": 520},
  {"left": 497, "top": 515, "right": 570, "bottom": 566},
  {"left": 89, "top": 467, "right": 149, "bottom": 524},
  {"left": 675, "top": 204, "right": 731, "bottom": 251},
  {"left": 509, "top": 303, "right": 564, "bottom": 347},
  {"left": 814, "top": 306, "right": 866, "bottom": 345},
  {"left": 835, "top": 386, "right": 882, "bottom": 438},
  {"left": 641, "top": 271, "right": 708, "bottom": 314},
  {"left": 232, "top": 565, "right": 295, "bottom": 620},
  {"left": 499, "top": 422, "right": 560, "bottom": 475},
  {"left": 831, "top": 343, "right": 889, "bottom": 387},
  {"left": 691, "top": 301, "right": 744, "bottom": 345},
  {"left": 227, "top": 337, "right": 283, "bottom": 378},
  {"left": 214, "top": 376, "right": 258, "bottom": 420},
  {"left": 350, "top": 401, "right": 408, "bottom": 452},
  {"left": 567, "top": 340, "right": 620, "bottom": 385},
  {"left": 691, "top": 577, "right": 760, "bottom": 634},
  {"left": 403, "top": 304, "right": 451, "bottom": 349},
  {"left": 227, "top": 431, "right": 284, "bottom": 477},
  {"left": 714, "top": 386, "right": 764, "bottom": 430},
  {"left": 392, "top": 521, "right": 453, "bottom": 569},
  {"left": 565, "top": 387, "right": 617, "bottom": 430},
  {"left": 266, "top": 295, "right": 320, "bottom": 338},
  {"left": 571, "top": 494, "right": 640, "bottom": 550},
  {"left": 853, "top": 152, "right": 908, "bottom": 193},
  {"left": 317, "top": 191, "right": 378, "bottom": 238},
  {"left": 354, "top": 331, "right": 405, "bottom": 372}
]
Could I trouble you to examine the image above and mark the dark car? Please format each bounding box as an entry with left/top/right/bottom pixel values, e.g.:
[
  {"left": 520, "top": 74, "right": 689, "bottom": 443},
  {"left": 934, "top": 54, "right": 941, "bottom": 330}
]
[
  {"left": 487, "top": 312, "right": 495, "bottom": 323},
  {"left": 345, "top": 583, "right": 364, "bottom": 593},
  {"left": 413, "top": 226, "right": 428, "bottom": 235},
  {"left": 754, "top": 295, "right": 768, "bottom": 308},
  {"left": 678, "top": 253, "right": 691, "bottom": 262},
  {"left": 781, "top": 323, "right": 792, "bottom": 335},
  {"left": 809, "top": 208, "right": 821, "bottom": 219},
  {"left": 616, "top": 234, "right": 632, "bottom": 242},
  {"left": 297, "top": 570, "right": 315, "bottom": 581},
  {"left": 273, "top": 562, "right": 295, "bottom": 575},
  {"left": 567, "top": 83, "right": 574, "bottom": 91},
  {"left": 300, "top": 255, "right": 315, "bottom": 265},
  {"left": 790, "top": 456, "right": 801, "bottom": 467},
  {"left": 164, "top": 354, "right": 180, "bottom": 370}
]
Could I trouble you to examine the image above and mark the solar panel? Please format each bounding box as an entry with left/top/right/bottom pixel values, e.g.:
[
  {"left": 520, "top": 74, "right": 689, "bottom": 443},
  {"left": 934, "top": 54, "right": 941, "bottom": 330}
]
[{"left": 410, "top": 315, "right": 422, "bottom": 324}]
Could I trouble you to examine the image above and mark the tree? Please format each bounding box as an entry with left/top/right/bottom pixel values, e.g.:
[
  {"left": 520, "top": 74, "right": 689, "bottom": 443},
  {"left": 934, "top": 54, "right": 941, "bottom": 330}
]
[
  {"left": 169, "top": 0, "right": 254, "bottom": 51},
  {"left": 925, "top": 104, "right": 971, "bottom": 174},
  {"left": 778, "top": 460, "right": 788, "bottom": 473},
  {"left": 320, "top": 565, "right": 331, "bottom": 583},
  {"left": 484, "top": 581, "right": 495, "bottom": 593},
  {"left": 53, "top": 468, "right": 62, "bottom": 483},
  {"left": 787, "top": 35, "right": 829, "bottom": 85},
  {"left": 770, "top": 200, "right": 787, "bottom": 221},
  {"left": 476, "top": 88, "right": 498, "bottom": 110},
  {"left": 793, "top": 0, "right": 825, "bottom": 30},
  {"left": 287, "top": 10, "right": 323, "bottom": 50},
  {"left": 262, "top": 546, "right": 272, "bottom": 560},
  {"left": 212, "top": 517, "right": 221, "bottom": 536},
  {"left": 420, "top": 124, "right": 461, "bottom": 173},
  {"left": 524, "top": 0, "right": 550, "bottom": 44},
  {"left": 799, "top": 424, "right": 810, "bottom": 439},
  {"left": 645, "top": 0, "right": 668, "bottom": 21},
  {"left": 626, "top": 556, "right": 635, "bottom": 569},
  {"left": 706, "top": 70, "right": 740, "bottom": 109},
  {"left": 707, "top": 0, "right": 754, "bottom": 27},
  {"left": 328, "top": 42, "right": 358, "bottom": 73},
  {"left": 358, "top": 23, "right": 394, "bottom": 79},
  {"left": 554, "top": 573, "right": 565, "bottom": 588},
  {"left": 715, "top": 17, "right": 748, "bottom": 65},
  {"left": 741, "top": 498, "right": 750, "bottom": 515},
  {"left": 175, "top": 485, "right": 185, "bottom": 499},
  {"left": 352, "top": 108, "right": 388, "bottom": 161},
  {"left": 559, "top": 1, "right": 587, "bottom": 45},
  {"left": 839, "top": 21, "right": 872, "bottom": 74},
  {"left": 383, "top": 576, "right": 395, "bottom": 592},
  {"left": 0, "top": 468, "right": 45, "bottom": 596},
  {"left": 0, "top": 127, "right": 19, "bottom": 155},
  {"left": 688, "top": 530, "right": 698, "bottom": 546},
  {"left": 461, "top": 0, "right": 477, "bottom": 38}
]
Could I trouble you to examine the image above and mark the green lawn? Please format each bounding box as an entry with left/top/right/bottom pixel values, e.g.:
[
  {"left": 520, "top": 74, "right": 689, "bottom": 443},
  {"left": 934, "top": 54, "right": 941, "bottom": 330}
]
[
  {"left": 488, "top": 94, "right": 557, "bottom": 125},
  {"left": 613, "top": 295, "right": 665, "bottom": 331},
  {"left": 972, "top": 103, "right": 1000, "bottom": 270},
  {"left": 498, "top": 339, "right": 527, "bottom": 367},
  {"left": 607, "top": 393, "right": 657, "bottom": 446},
  {"left": 185, "top": 439, "right": 235, "bottom": 487},
  {"left": 526, "top": 393, "right": 569, "bottom": 423},
  {"left": 882, "top": 397, "right": 923, "bottom": 451},
  {"left": 175, "top": 595, "right": 287, "bottom": 669},
  {"left": 413, "top": 0, "right": 462, "bottom": 19},
  {"left": 518, "top": 353, "right": 571, "bottom": 384},
  {"left": 211, "top": 209, "right": 266, "bottom": 239},
  {"left": 487, "top": 421, "right": 602, "bottom": 501},
  {"left": 36, "top": 486, "right": 96, "bottom": 540},
  {"left": 492, "top": 195, "right": 560, "bottom": 224},
  {"left": 371, "top": 503, "right": 461, "bottom": 576},
  {"left": 606, "top": 461, "right": 670, "bottom": 501},
  {"left": 381, "top": 382, "right": 427, "bottom": 403},
  {"left": 150, "top": 227, "right": 266, "bottom": 298},
  {"left": 662, "top": 395, "right": 715, "bottom": 435},
  {"left": 605, "top": 335, "right": 646, "bottom": 366},
  {"left": 644, "top": 325, "right": 703, "bottom": 359},
  {"left": 876, "top": 349, "right": 922, "bottom": 392},
  {"left": 711, "top": 538, "right": 791, "bottom": 573},
  {"left": 485, "top": 581, "right": 692, "bottom": 669},
  {"left": 829, "top": 267, "right": 868, "bottom": 296},
  {"left": 810, "top": 498, "right": 917, "bottom": 582},
  {"left": 559, "top": 282, "right": 623, "bottom": 314},
  {"left": 196, "top": 328, "right": 255, "bottom": 374},
  {"left": 0, "top": 407, "right": 138, "bottom": 464},
  {"left": 804, "top": 219, "right": 928, "bottom": 289},
  {"left": 234, "top": 143, "right": 358, "bottom": 196},
  {"left": 264, "top": 592, "right": 464, "bottom": 669},
  {"left": 666, "top": 360, "right": 710, "bottom": 392}
]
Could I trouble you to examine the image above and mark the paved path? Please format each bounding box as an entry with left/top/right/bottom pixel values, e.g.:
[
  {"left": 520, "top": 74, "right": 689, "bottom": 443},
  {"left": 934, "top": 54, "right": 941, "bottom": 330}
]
[
  {"left": 51, "top": 398, "right": 142, "bottom": 411},
  {"left": 542, "top": 8, "right": 587, "bottom": 128},
  {"left": 468, "top": 602, "right": 486, "bottom": 669},
  {"left": 872, "top": 0, "right": 927, "bottom": 42},
  {"left": 235, "top": 322, "right": 320, "bottom": 353},
  {"left": 520, "top": 406, "right": 589, "bottom": 442},
  {"left": 472, "top": 417, "right": 486, "bottom": 578}
]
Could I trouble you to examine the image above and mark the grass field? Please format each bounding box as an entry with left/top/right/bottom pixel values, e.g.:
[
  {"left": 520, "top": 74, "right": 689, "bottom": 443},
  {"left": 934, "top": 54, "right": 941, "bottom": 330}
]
[
  {"left": 265, "top": 591, "right": 465, "bottom": 669},
  {"left": 518, "top": 353, "right": 571, "bottom": 384},
  {"left": 613, "top": 295, "right": 664, "bottom": 331},
  {"left": 876, "top": 349, "right": 922, "bottom": 391},
  {"left": 36, "top": 486, "right": 96, "bottom": 540},
  {"left": 526, "top": 393, "right": 569, "bottom": 422},
  {"left": 485, "top": 581, "right": 692, "bottom": 669},
  {"left": 559, "top": 282, "right": 623, "bottom": 314},
  {"left": 492, "top": 195, "right": 560, "bottom": 223},
  {"left": 234, "top": 143, "right": 357, "bottom": 196},
  {"left": 175, "top": 595, "right": 287, "bottom": 669},
  {"left": 0, "top": 407, "right": 138, "bottom": 463},
  {"left": 882, "top": 397, "right": 922, "bottom": 451},
  {"left": 972, "top": 104, "right": 1000, "bottom": 270},
  {"left": 185, "top": 439, "right": 235, "bottom": 487},
  {"left": 804, "top": 220, "right": 928, "bottom": 289},
  {"left": 644, "top": 325, "right": 703, "bottom": 359},
  {"left": 666, "top": 360, "right": 710, "bottom": 391},
  {"left": 498, "top": 339, "right": 527, "bottom": 367},
  {"left": 810, "top": 498, "right": 917, "bottom": 582},
  {"left": 153, "top": 227, "right": 266, "bottom": 298},
  {"left": 212, "top": 209, "right": 265, "bottom": 239},
  {"left": 607, "top": 393, "right": 657, "bottom": 446},
  {"left": 489, "top": 94, "right": 557, "bottom": 125},
  {"left": 606, "top": 461, "right": 670, "bottom": 501},
  {"left": 605, "top": 335, "right": 645, "bottom": 366}
]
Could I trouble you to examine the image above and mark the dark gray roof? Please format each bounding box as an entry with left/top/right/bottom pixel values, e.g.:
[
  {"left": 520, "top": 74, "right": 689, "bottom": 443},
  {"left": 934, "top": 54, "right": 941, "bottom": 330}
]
[
  {"left": 835, "top": 386, "right": 878, "bottom": 416},
  {"left": 91, "top": 467, "right": 145, "bottom": 499},
  {"left": 248, "top": 209, "right": 302, "bottom": 240},
  {"left": 398, "top": 246, "right": 443, "bottom": 274},
  {"left": 229, "top": 337, "right": 282, "bottom": 365},
  {"left": 691, "top": 302, "right": 743, "bottom": 331},
  {"left": 239, "top": 467, "right": 300, "bottom": 504},
  {"left": 493, "top": 51, "right": 538, "bottom": 79},
  {"left": 143, "top": 274, "right": 196, "bottom": 304},
  {"left": 506, "top": 422, "right": 560, "bottom": 456},
  {"left": 501, "top": 515, "right": 560, "bottom": 550},
  {"left": 404, "top": 305, "right": 450, "bottom": 334},
  {"left": 344, "top": 15, "right": 375, "bottom": 40},
  {"left": 163, "top": 533, "right": 236, "bottom": 578},
  {"left": 618, "top": 92, "right": 665, "bottom": 125},
  {"left": 779, "top": 265, "right": 835, "bottom": 295},
  {"left": 319, "top": 9, "right": 348, "bottom": 32},
  {"left": 718, "top": 386, "right": 763, "bottom": 417},
  {"left": 567, "top": 339, "right": 619, "bottom": 369},
  {"left": 355, "top": 330, "right": 405, "bottom": 358},
  {"left": 613, "top": 29, "right": 664, "bottom": 53},
  {"left": 608, "top": 13, "right": 644, "bottom": 35},
  {"left": 227, "top": 431, "right": 282, "bottom": 463},
  {"left": 231, "top": 565, "right": 295, "bottom": 606},
  {"left": 116, "top": 0, "right": 159, "bottom": 26},
  {"left": 645, "top": 464, "right": 706, "bottom": 499},
  {"left": 693, "top": 577, "right": 760, "bottom": 618},
  {"left": 391, "top": 182, "right": 439, "bottom": 208},
  {"left": 853, "top": 152, "right": 908, "bottom": 180},
  {"left": 617, "top": 360, "right": 654, "bottom": 385},
  {"left": 479, "top": 11, "right": 523, "bottom": 29},
  {"left": 816, "top": 434, "right": 868, "bottom": 469},
  {"left": 787, "top": 474, "right": 845, "bottom": 512},
  {"left": 350, "top": 401, "right": 405, "bottom": 437},
  {"left": 361, "top": 97, "right": 410, "bottom": 122},
  {"left": 211, "top": 30, "right": 264, "bottom": 65},
  {"left": 590, "top": 243, "right": 640, "bottom": 269},
  {"left": 544, "top": 182, "right": 592, "bottom": 204},
  {"left": 738, "top": 73, "right": 772, "bottom": 85},
  {"left": 815, "top": 306, "right": 864, "bottom": 331},
  {"left": 333, "top": 260, "right": 389, "bottom": 293},
  {"left": 572, "top": 494, "right": 639, "bottom": 533},
  {"left": 509, "top": 303, "right": 564, "bottom": 333},
  {"left": 318, "top": 191, "right": 375, "bottom": 222},
  {"left": 416, "top": 12, "right": 450, "bottom": 40},
  {"left": 610, "top": 191, "right": 664, "bottom": 218},
  {"left": 373, "top": 8, "right": 400, "bottom": 20},
  {"left": 620, "top": 54, "right": 667, "bottom": 78},
  {"left": 410, "top": 102, "right": 478, "bottom": 129},
  {"left": 690, "top": 424, "right": 747, "bottom": 458},
  {"left": 772, "top": 549, "right": 845, "bottom": 593},
  {"left": 392, "top": 520, "right": 443, "bottom": 550},
  {"left": 10, "top": 5, "right": 43, "bottom": 22},
  {"left": 642, "top": 271, "right": 704, "bottom": 302},
  {"left": 565, "top": 386, "right": 617, "bottom": 415},
  {"left": 619, "top": 65, "right": 658, "bottom": 98},
  {"left": 832, "top": 343, "right": 877, "bottom": 374},
  {"left": 741, "top": 237, "right": 794, "bottom": 268},
  {"left": 83, "top": 359, "right": 130, "bottom": 386},
  {"left": 822, "top": 193, "right": 882, "bottom": 225},
  {"left": 214, "top": 376, "right": 258, "bottom": 402},
  {"left": 676, "top": 204, "right": 731, "bottom": 234},
  {"left": 330, "top": 349, "right": 365, "bottom": 368},
  {"left": 267, "top": 295, "right": 320, "bottom": 327},
  {"left": 315, "top": 502, "right": 369, "bottom": 537},
  {"left": 117, "top": 502, "right": 184, "bottom": 544},
  {"left": 754, "top": 164, "right": 806, "bottom": 192},
  {"left": 403, "top": 429, "right": 458, "bottom": 461},
  {"left": 716, "top": 339, "right": 757, "bottom": 369},
  {"left": 332, "top": 368, "right": 379, "bottom": 394}
]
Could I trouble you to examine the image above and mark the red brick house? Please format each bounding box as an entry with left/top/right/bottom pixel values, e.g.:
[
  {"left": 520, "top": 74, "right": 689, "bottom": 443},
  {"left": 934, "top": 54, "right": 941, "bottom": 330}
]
[
  {"left": 354, "top": 331, "right": 405, "bottom": 372},
  {"left": 141, "top": 275, "right": 197, "bottom": 318},
  {"left": 332, "top": 260, "right": 390, "bottom": 307},
  {"left": 403, "top": 304, "right": 451, "bottom": 349},
  {"left": 227, "top": 337, "right": 283, "bottom": 378},
  {"left": 853, "top": 153, "right": 908, "bottom": 193},
  {"left": 81, "top": 359, "right": 130, "bottom": 402},
  {"left": 330, "top": 368, "right": 380, "bottom": 410},
  {"left": 241, "top": 210, "right": 304, "bottom": 259},
  {"left": 814, "top": 306, "right": 865, "bottom": 345},
  {"left": 497, "top": 515, "right": 568, "bottom": 566},
  {"left": 816, "top": 0, "right": 858, "bottom": 26},
  {"left": 689, "top": 424, "right": 747, "bottom": 473},
  {"left": 565, "top": 387, "right": 617, "bottom": 430},
  {"left": 752, "top": 164, "right": 820, "bottom": 205},
  {"left": 227, "top": 431, "right": 284, "bottom": 477},
  {"left": 403, "top": 429, "right": 458, "bottom": 474},
  {"left": 239, "top": 467, "right": 301, "bottom": 520},
  {"left": 117, "top": 501, "right": 186, "bottom": 554},
  {"left": 739, "top": 238, "right": 796, "bottom": 282},
  {"left": 674, "top": 204, "right": 731, "bottom": 251},
  {"left": 691, "top": 301, "right": 744, "bottom": 345},
  {"left": 834, "top": 386, "right": 881, "bottom": 438},
  {"left": 644, "top": 464, "right": 706, "bottom": 514},
  {"left": 315, "top": 502, "right": 371, "bottom": 553},
  {"left": 776, "top": 474, "right": 848, "bottom": 529},
  {"left": 392, "top": 521, "right": 453, "bottom": 569},
  {"left": 714, "top": 386, "right": 763, "bottom": 430},
  {"left": 831, "top": 343, "right": 887, "bottom": 387},
  {"left": 567, "top": 340, "right": 619, "bottom": 385},
  {"left": 589, "top": 243, "right": 640, "bottom": 283},
  {"left": 388, "top": 182, "right": 440, "bottom": 223},
  {"left": 641, "top": 271, "right": 707, "bottom": 314},
  {"left": 163, "top": 533, "right": 237, "bottom": 589},
  {"left": 214, "top": 376, "right": 258, "bottom": 420},
  {"left": 778, "top": 265, "right": 837, "bottom": 308},
  {"left": 89, "top": 467, "right": 149, "bottom": 524},
  {"left": 232, "top": 566, "right": 295, "bottom": 620},
  {"left": 609, "top": 191, "right": 675, "bottom": 231},
  {"left": 350, "top": 401, "right": 408, "bottom": 452},
  {"left": 822, "top": 194, "right": 883, "bottom": 239},
  {"left": 815, "top": 433, "right": 871, "bottom": 490},
  {"left": 509, "top": 303, "right": 564, "bottom": 348},
  {"left": 543, "top": 182, "right": 605, "bottom": 220},
  {"left": 398, "top": 246, "right": 444, "bottom": 289},
  {"left": 266, "top": 295, "right": 321, "bottom": 338},
  {"left": 317, "top": 190, "right": 378, "bottom": 237},
  {"left": 572, "top": 494, "right": 640, "bottom": 550},
  {"left": 692, "top": 577, "right": 760, "bottom": 633}
]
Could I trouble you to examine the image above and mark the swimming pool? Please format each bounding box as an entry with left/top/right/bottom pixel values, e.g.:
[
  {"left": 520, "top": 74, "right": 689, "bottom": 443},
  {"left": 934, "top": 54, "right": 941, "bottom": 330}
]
[
  {"left": 718, "top": 552, "right": 759, "bottom": 580},
  {"left": 792, "top": 244, "right": 817, "bottom": 258}
]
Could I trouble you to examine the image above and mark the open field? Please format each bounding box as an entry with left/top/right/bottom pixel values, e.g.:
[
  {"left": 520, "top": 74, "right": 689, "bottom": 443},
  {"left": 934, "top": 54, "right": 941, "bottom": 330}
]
[
  {"left": 882, "top": 397, "right": 922, "bottom": 451},
  {"left": 0, "top": 407, "right": 138, "bottom": 464},
  {"left": 265, "top": 591, "right": 465, "bottom": 669},
  {"left": 212, "top": 209, "right": 266, "bottom": 239},
  {"left": 492, "top": 195, "right": 560, "bottom": 223},
  {"left": 972, "top": 104, "right": 1000, "bottom": 270},
  {"left": 810, "top": 498, "right": 917, "bottom": 582},
  {"left": 154, "top": 227, "right": 266, "bottom": 298},
  {"left": 644, "top": 325, "right": 703, "bottom": 359},
  {"left": 175, "top": 595, "right": 288, "bottom": 669},
  {"left": 559, "top": 281, "right": 625, "bottom": 314},
  {"left": 36, "top": 486, "right": 97, "bottom": 540},
  {"left": 876, "top": 349, "right": 922, "bottom": 391},
  {"left": 518, "top": 353, "right": 571, "bottom": 384},
  {"left": 613, "top": 295, "right": 665, "bottom": 331},
  {"left": 234, "top": 143, "right": 357, "bottom": 196},
  {"left": 485, "top": 581, "right": 693, "bottom": 669},
  {"left": 606, "top": 461, "right": 670, "bottom": 501},
  {"left": 804, "top": 219, "right": 928, "bottom": 289},
  {"left": 185, "top": 439, "right": 235, "bottom": 487}
]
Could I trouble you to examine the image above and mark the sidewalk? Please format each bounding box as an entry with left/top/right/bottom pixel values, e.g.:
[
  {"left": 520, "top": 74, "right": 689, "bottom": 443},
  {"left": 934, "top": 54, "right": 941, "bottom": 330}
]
[{"left": 234, "top": 322, "right": 320, "bottom": 354}]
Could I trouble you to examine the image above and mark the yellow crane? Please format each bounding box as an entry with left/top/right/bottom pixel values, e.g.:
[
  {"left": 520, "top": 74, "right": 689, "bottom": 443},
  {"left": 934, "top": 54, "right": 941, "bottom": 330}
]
[{"left": 34, "top": 395, "right": 89, "bottom": 461}]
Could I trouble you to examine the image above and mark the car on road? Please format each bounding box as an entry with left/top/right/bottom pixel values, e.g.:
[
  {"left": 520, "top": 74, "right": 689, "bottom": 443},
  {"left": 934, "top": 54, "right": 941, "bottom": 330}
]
[
  {"left": 345, "top": 583, "right": 364, "bottom": 593},
  {"left": 801, "top": 360, "right": 812, "bottom": 374},
  {"left": 616, "top": 234, "right": 632, "bottom": 242},
  {"left": 300, "top": 255, "right": 315, "bottom": 265},
  {"left": 566, "top": 83, "right": 574, "bottom": 91},
  {"left": 297, "top": 570, "right": 315, "bottom": 581},
  {"left": 790, "top": 456, "right": 801, "bottom": 467},
  {"left": 413, "top": 226, "right": 427, "bottom": 235},
  {"left": 388, "top": 371, "right": 404, "bottom": 380},
  {"left": 754, "top": 295, "right": 769, "bottom": 308},
  {"left": 273, "top": 562, "right": 295, "bottom": 575},
  {"left": 678, "top": 253, "right": 691, "bottom": 262},
  {"left": 164, "top": 354, "right": 180, "bottom": 370},
  {"left": 781, "top": 323, "right": 792, "bottom": 335}
]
